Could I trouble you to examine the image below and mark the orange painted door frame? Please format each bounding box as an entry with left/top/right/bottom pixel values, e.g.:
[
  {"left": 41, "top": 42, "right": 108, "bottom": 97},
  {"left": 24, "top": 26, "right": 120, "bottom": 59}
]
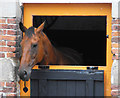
[{"left": 20, "top": 3, "right": 112, "bottom": 96}]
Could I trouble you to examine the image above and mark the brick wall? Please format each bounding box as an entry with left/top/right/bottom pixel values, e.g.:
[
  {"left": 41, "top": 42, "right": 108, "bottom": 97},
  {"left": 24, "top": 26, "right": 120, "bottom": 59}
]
[
  {"left": 0, "top": 18, "right": 22, "bottom": 58},
  {"left": 0, "top": 81, "right": 19, "bottom": 96},
  {"left": 0, "top": 17, "right": 21, "bottom": 96},
  {"left": 112, "top": 18, "right": 120, "bottom": 60},
  {"left": 111, "top": 18, "right": 120, "bottom": 97}
]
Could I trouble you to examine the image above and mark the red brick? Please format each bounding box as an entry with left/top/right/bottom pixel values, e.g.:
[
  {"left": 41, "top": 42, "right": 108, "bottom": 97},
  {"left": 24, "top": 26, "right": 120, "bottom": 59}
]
[
  {"left": 111, "top": 85, "right": 120, "bottom": 90},
  {"left": 0, "top": 87, "right": 17, "bottom": 93},
  {"left": 7, "top": 41, "right": 16, "bottom": 46},
  {"left": 0, "top": 24, "right": 8, "bottom": 29},
  {"left": 7, "top": 30, "right": 17, "bottom": 35},
  {"left": 0, "top": 30, "right": 2, "bottom": 35},
  {"left": 3, "top": 30, "right": 6, "bottom": 35},
  {"left": 0, "top": 53, "right": 5, "bottom": 58},
  {"left": 7, "top": 53, "right": 16, "bottom": 58},
  {"left": 0, "top": 82, "right": 4, "bottom": 87},
  {"left": 112, "top": 37, "right": 120, "bottom": 43},
  {"left": 0, "top": 47, "right": 16, "bottom": 52},
  {"left": 7, "top": 52, "right": 20, "bottom": 58},
  {"left": 112, "top": 49, "right": 120, "bottom": 54},
  {"left": 8, "top": 24, "right": 18, "bottom": 30},
  {"left": 7, "top": 18, "right": 16, "bottom": 24},
  {"left": 0, "top": 24, "right": 18, "bottom": 30},
  {"left": 112, "top": 32, "right": 120, "bottom": 36},
  {"left": 112, "top": 25, "right": 120, "bottom": 31},
  {"left": 6, "top": 94, "right": 17, "bottom": 97},
  {"left": 0, "top": 41, "right": 6, "bottom": 46},
  {"left": 112, "top": 43, "right": 119, "bottom": 48},
  {"left": 112, "top": 19, "right": 120, "bottom": 24},
  {"left": 0, "top": 18, "right": 6, "bottom": 23},
  {"left": 0, "top": 30, "right": 7, "bottom": 35},
  {"left": 6, "top": 82, "right": 16, "bottom": 87},
  {"left": 111, "top": 90, "right": 120, "bottom": 96},
  {"left": 0, "top": 35, "right": 17, "bottom": 41}
]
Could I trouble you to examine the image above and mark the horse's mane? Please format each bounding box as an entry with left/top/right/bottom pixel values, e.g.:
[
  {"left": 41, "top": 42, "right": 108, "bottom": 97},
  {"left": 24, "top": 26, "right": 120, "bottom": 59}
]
[
  {"left": 44, "top": 33, "right": 83, "bottom": 65},
  {"left": 56, "top": 47, "right": 83, "bottom": 64}
]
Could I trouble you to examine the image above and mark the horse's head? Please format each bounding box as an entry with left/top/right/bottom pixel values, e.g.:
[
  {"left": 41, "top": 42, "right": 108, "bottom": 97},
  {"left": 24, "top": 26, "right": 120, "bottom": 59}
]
[{"left": 18, "top": 22, "right": 45, "bottom": 81}]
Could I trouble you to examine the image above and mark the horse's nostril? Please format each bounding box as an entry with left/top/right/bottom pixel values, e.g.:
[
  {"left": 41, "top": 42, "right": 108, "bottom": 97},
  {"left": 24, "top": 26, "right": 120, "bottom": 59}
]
[{"left": 24, "top": 70, "right": 27, "bottom": 75}]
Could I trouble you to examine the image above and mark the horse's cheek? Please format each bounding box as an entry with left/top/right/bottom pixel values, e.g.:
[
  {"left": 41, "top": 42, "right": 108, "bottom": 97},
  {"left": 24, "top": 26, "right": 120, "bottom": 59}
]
[{"left": 37, "top": 46, "right": 44, "bottom": 61}]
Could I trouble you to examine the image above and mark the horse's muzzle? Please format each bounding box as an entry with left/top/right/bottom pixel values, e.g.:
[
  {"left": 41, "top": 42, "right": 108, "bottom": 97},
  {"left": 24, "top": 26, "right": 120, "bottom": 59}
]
[{"left": 18, "top": 68, "right": 31, "bottom": 81}]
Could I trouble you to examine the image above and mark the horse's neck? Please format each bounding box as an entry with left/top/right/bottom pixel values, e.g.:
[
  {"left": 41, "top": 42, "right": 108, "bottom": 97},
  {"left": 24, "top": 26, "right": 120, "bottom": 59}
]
[{"left": 42, "top": 33, "right": 58, "bottom": 65}]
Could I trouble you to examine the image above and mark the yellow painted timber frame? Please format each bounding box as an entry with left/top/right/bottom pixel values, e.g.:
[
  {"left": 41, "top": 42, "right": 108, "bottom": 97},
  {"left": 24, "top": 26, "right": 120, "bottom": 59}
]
[{"left": 20, "top": 3, "right": 112, "bottom": 96}]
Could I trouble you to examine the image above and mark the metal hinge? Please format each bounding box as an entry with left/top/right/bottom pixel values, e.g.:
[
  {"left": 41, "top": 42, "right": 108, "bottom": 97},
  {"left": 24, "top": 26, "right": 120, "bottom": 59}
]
[{"left": 106, "top": 35, "right": 109, "bottom": 38}]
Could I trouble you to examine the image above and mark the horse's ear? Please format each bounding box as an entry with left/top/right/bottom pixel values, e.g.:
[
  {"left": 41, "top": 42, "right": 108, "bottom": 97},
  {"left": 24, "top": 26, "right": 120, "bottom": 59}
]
[
  {"left": 36, "top": 21, "right": 45, "bottom": 34},
  {"left": 19, "top": 22, "right": 27, "bottom": 32}
]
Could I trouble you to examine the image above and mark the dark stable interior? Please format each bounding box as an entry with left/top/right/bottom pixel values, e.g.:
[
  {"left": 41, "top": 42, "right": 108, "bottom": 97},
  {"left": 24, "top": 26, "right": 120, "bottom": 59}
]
[{"left": 33, "top": 16, "right": 106, "bottom": 66}]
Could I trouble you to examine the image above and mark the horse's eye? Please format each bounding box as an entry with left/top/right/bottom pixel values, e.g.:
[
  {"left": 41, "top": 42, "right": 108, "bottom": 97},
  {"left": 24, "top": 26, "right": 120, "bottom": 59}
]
[{"left": 32, "top": 44, "right": 37, "bottom": 48}]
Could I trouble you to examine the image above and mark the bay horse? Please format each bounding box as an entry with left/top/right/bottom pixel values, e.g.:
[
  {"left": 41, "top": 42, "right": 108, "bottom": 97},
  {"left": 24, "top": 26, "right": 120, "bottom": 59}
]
[{"left": 18, "top": 22, "right": 83, "bottom": 81}]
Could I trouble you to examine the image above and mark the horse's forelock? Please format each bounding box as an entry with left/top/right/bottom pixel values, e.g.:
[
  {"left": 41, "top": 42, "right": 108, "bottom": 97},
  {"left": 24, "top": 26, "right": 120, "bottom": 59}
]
[{"left": 25, "top": 27, "right": 35, "bottom": 38}]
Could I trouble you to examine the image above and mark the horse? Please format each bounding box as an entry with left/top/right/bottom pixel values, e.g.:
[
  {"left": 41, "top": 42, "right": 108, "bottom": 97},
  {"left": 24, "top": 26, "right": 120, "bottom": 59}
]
[{"left": 18, "top": 21, "right": 83, "bottom": 81}]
